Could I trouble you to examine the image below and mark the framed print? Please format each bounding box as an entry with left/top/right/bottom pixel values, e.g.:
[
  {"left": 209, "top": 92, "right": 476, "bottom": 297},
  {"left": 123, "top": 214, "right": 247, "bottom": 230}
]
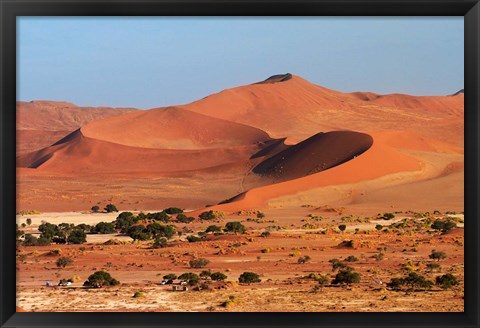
[{"left": 1, "top": 0, "right": 479, "bottom": 327}]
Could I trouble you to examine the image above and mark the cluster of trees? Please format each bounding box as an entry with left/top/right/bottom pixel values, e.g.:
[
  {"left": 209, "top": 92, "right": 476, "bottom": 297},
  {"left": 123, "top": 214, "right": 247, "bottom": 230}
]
[
  {"left": 431, "top": 219, "right": 457, "bottom": 233},
  {"left": 22, "top": 222, "right": 88, "bottom": 246},
  {"left": 126, "top": 222, "right": 176, "bottom": 241},
  {"left": 387, "top": 272, "right": 459, "bottom": 291},
  {"left": 328, "top": 258, "right": 361, "bottom": 285},
  {"left": 91, "top": 204, "right": 118, "bottom": 213}
]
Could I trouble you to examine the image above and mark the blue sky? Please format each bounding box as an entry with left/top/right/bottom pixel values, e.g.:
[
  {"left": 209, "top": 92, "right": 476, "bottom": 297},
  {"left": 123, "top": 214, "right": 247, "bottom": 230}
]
[{"left": 17, "top": 17, "right": 463, "bottom": 109}]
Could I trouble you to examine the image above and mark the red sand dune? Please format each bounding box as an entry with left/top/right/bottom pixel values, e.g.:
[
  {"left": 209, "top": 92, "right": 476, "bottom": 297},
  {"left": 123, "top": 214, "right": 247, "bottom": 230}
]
[
  {"left": 16, "top": 74, "right": 464, "bottom": 212},
  {"left": 180, "top": 74, "right": 464, "bottom": 145},
  {"left": 81, "top": 106, "right": 272, "bottom": 149},
  {"left": 209, "top": 132, "right": 425, "bottom": 211},
  {"left": 16, "top": 100, "right": 137, "bottom": 155},
  {"left": 17, "top": 129, "right": 265, "bottom": 175}
]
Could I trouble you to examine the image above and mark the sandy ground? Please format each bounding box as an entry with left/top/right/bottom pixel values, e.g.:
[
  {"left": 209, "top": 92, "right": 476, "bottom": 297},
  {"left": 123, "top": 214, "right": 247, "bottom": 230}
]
[{"left": 16, "top": 208, "right": 464, "bottom": 312}]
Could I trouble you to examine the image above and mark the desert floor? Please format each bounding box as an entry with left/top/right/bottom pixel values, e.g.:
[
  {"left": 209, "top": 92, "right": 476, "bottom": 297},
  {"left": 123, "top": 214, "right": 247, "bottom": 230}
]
[{"left": 16, "top": 206, "right": 464, "bottom": 312}]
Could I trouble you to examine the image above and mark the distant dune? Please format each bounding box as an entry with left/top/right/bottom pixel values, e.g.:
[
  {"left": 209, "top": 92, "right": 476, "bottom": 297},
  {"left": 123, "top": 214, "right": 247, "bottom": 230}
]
[
  {"left": 16, "top": 100, "right": 137, "bottom": 155},
  {"left": 16, "top": 74, "right": 464, "bottom": 212},
  {"left": 81, "top": 106, "right": 272, "bottom": 149}
]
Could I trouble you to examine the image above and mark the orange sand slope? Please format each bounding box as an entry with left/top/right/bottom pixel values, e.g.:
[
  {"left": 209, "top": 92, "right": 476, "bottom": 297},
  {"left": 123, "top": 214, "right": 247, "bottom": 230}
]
[
  {"left": 16, "top": 74, "right": 463, "bottom": 212},
  {"left": 181, "top": 74, "right": 463, "bottom": 145},
  {"left": 16, "top": 100, "right": 138, "bottom": 155}
]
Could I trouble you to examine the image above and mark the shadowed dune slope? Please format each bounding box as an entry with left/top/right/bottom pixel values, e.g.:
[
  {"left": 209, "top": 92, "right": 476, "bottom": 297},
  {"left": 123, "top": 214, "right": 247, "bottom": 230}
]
[
  {"left": 206, "top": 132, "right": 424, "bottom": 211},
  {"left": 253, "top": 131, "right": 373, "bottom": 182},
  {"left": 81, "top": 106, "right": 272, "bottom": 149}
]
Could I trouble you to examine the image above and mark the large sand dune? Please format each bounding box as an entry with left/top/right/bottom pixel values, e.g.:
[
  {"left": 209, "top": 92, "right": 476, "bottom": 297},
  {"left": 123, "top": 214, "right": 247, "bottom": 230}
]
[
  {"left": 16, "top": 100, "right": 137, "bottom": 155},
  {"left": 16, "top": 74, "right": 463, "bottom": 212}
]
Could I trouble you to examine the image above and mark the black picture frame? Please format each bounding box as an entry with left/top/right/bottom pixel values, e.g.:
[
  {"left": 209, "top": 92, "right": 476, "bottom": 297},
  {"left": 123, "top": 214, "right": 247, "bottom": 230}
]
[{"left": 1, "top": 1, "right": 479, "bottom": 327}]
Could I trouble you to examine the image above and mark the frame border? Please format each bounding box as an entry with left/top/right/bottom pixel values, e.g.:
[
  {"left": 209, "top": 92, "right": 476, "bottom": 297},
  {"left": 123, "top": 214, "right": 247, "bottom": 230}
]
[{"left": 1, "top": 1, "right": 479, "bottom": 327}]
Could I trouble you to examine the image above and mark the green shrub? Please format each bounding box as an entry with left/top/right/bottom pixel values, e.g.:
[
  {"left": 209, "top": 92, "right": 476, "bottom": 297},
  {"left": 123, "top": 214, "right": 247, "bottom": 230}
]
[
  {"left": 429, "top": 250, "right": 447, "bottom": 261},
  {"left": 92, "top": 222, "right": 116, "bottom": 234},
  {"left": 104, "top": 204, "right": 118, "bottom": 213},
  {"left": 375, "top": 224, "right": 383, "bottom": 231},
  {"left": 435, "top": 274, "right": 459, "bottom": 289},
  {"left": 387, "top": 272, "right": 433, "bottom": 290},
  {"left": 211, "top": 272, "right": 228, "bottom": 281},
  {"left": 205, "top": 225, "right": 222, "bottom": 233},
  {"left": 338, "top": 224, "right": 347, "bottom": 232},
  {"left": 297, "top": 255, "right": 311, "bottom": 264},
  {"left": 189, "top": 258, "right": 210, "bottom": 268},
  {"left": 344, "top": 255, "right": 358, "bottom": 262},
  {"left": 163, "top": 273, "right": 177, "bottom": 280},
  {"left": 176, "top": 214, "right": 195, "bottom": 223},
  {"left": 83, "top": 271, "right": 120, "bottom": 288},
  {"left": 331, "top": 269, "right": 361, "bottom": 285},
  {"left": 238, "top": 272, "right": 261, "bottom": 284},
  {"left": 163, "top": 207, "right": 183, "bottom": 214},
  {"left": 225, "top": 222, "right": 247, "bottom": 234},
  {"left": 91, "top": 205, "right": 100, "bottom": 213},
  {"left": 178, "top": 272, "right": 200, "bottom": 286},
  {"left": 187, "top": 235, "right": 203, "bottom": 242},
  {"left": 133, "top": 291, "right": 145, "bottom": 298},
  {"left": 67, "top": 230, "right": 86, "bottom": 244},
  {"left": 56, "top": 256, "right": 73, "bottom": 268}
]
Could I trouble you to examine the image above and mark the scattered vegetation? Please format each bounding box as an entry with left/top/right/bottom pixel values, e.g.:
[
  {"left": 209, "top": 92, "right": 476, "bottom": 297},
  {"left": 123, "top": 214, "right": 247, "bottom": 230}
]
[
  {"left": 189, "top": 258, "right": 210, "bottom": 268},
  {"left": 55, "top": 256, "right": 73, "bottom": 268}
]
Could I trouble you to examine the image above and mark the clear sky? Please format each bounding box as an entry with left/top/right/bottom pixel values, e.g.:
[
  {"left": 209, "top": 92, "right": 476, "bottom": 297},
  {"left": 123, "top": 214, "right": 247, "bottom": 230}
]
[{"left": 17, "top": 17, "right": 464, "bottom": 109}]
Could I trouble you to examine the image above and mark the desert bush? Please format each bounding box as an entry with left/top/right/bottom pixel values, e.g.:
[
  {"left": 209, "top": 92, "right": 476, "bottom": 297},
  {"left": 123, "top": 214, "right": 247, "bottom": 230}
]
[
  {"left": 260, "top": 231, "right": 271, "bottom": 238},
  {"left": 344, "top": 255, "right": 358, "bottom": 262},
  {"left": 133, "top": 291, "right": 145, "bottom": 298},
  {"left": 178, "top": 272, "right": 200, "bottom": 286},
  {"left": 375, "top": 224, "right": 383, "bottom": 231},
  {"left": 91, "top": 205, "right": 100, "bottom": 213},
  {"left": 426, "top": 263, "right": 442, "bottom": 272},
  {"left": 92, "top": 222, "right": 116, "bottom": 234},
  {"left": 56, "top": 256, "right": 73, "bottom": 268},
  {"left": 238, "top": 272, "right": 261, "bottom": 284},
  {"left": 205, "top": 225, "right": 222, "bottom": 233},
  {"left": 431, "top": 219, "right": 457, "bottom": 233},
  {"left": 48, "top": 249, "right": 62, "bottom": 256},
  {"left": 163, "top": 273, "right": 177, "bottom": 280},
  {"left": 211, "top": 272, "right": 228, "bottom": 281},
  {"left": 147, "top": 211, "right": 170, "bottom": 223},
  {"left": 338, "top": 224, "right": 347, "bottom": 232},
  {"left": 261, "top": 248, "right": 271, "bottom": 253},
  {"left": 67, "top": 229, "right": 87, "bottom": 244},
  {"left": 338, "top": 240, "right": 354, "bottom": 248},
  {"left": 146, "top": 223, "right": 176, "bottom": 239},
  {"left": 256, "top": 211, "right": 265, "bottom": 219},
  {"left": 83, "top": 271, "right": 120, "bottom": 288},
  {"left": 187, "top": 235, "right": 203, "bottom": 242},
  {"left": 153, "top": 236, "right": 168, "bottom": 248},
  {"left": 435, "top": 274, "right": 459, "bottom": 289},
  {"left": 387, "top": 272, "right": 433, "bottom": 291},
  {"left": 329, "top": 259, "right": 350, "bottom": 272},
  {"left": 331, "top": 269, "right": 361, "bottom": 285},
  {"left": 373, "top": 253, "right": 384, "bottom": 261},
  {"left": 163, "top": 207, "right": 183, "bottom": 214},
  {"left": 297, "top": 255, "right": 311, "bottom": 264},
  {"left": 199, "top": 210, "right": 224, "bottom": 220},
  {"left": 104, "top": 204, "right": 118, "bottom": 213},
  {"left": 224, "top": 222, "right": 247, "bottom": 234},
  {"left": 382, "top": 213, "right": 395, "bottom": 220},
  {"left": 176, "top": 214, "right": 195, "bottom": 223},
  {"left": 189, "top": 258, "right": 210, "bottom": 268},
  {"left": 429, "top": 250, "right": 447, "bottom": 261}
]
